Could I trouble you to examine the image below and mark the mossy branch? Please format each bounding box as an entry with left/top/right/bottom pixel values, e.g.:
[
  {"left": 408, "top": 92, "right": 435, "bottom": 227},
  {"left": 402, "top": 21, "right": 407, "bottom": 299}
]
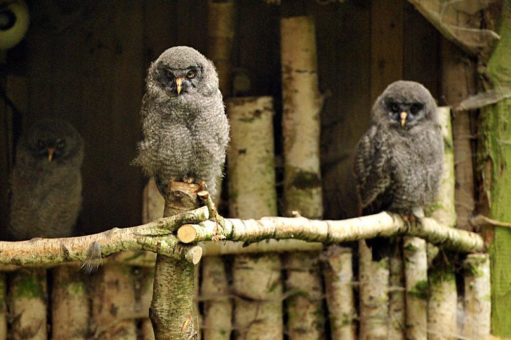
[
  {"left": 178, "top": 212, "right": 484, "bottom": 253},
  {"left": 0, "top": 209, "right": 485, "bottom": 268},
  {"left": 0, "top": 206, "right": 209, "bottom": 267}
]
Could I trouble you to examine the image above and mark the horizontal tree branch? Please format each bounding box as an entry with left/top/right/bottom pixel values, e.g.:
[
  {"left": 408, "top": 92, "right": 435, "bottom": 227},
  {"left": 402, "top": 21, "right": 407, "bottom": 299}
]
[
  {"left": 0, "top": 209, "right": 485, "bottom": 269},
  {"left": 0, "top": 206, "right": 209, "bottom": 267},
  {"left": 179, "top": 212, "right": 485, "bottom": 253}
]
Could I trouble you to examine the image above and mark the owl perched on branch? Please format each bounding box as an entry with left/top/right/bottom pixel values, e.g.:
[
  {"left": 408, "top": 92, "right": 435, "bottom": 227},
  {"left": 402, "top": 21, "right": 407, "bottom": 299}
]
[
  {"left": 133, "top": 46, "right": 229, "bottom": 197},
  {"left": 9, "top": 119, "right": 84, "bottom": 240},
  {"left": 354, "top": 80, "right": 444, "bottom": 260}
]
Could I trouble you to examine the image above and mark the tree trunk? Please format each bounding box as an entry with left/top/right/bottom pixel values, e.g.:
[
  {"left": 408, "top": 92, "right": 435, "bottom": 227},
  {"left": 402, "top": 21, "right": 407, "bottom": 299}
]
[
  {"left": 479, "top": 1, "right": 511, "bottom": 336},
  {"left": 280, "top": 16, "right": 325, "bottom": 340},
  {"left": 150, "top": 182, "right": 200, "bottom": 339},
  {"left": 227, "top": 96, "right": 283, "bottom": 340}
]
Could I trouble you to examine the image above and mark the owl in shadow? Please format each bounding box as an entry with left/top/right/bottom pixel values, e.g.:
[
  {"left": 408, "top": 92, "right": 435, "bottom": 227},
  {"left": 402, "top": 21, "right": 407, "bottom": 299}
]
[
  {"left": 133, "top": 46, "right": 229, "bottom": 197},
  {"left": 354, "top": 81, "right": 444, "bottom": 260},
  {"left": 9, "top": 119, "right": 84, "bottom": 240}
]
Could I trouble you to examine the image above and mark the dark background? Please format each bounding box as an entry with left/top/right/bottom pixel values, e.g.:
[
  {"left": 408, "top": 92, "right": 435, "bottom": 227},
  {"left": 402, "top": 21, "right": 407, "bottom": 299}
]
[{"left": 0, "top": 0, "right": 442, "bottom": 235}]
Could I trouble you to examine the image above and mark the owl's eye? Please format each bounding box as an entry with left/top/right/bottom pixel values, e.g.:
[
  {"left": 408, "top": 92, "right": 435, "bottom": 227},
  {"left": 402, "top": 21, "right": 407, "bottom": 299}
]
[
  {"left": 166, "top": 70, "right": 175, "bottom": 80},
  {"left": 389, "top": 102, "right": 400, "bottom": 113},
  {"left": 410, "top": 103, "right": 423, "bottom": 114},
  {"left": 186, "top": 69, "right": 197, "bottom": 79},
  {"left": 56, "top": 139, "right": 65, "bottom": 149}
]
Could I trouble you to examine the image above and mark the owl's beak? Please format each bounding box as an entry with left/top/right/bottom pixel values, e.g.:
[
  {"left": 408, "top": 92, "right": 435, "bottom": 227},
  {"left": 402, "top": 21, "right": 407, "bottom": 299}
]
[
  {"left": 400, "top": 111, "right": 407, "bottom": 127},
  {"left": 176, "top": 77, "right": 183, "bottom": 95},
  {"left": 47, "top": 148, "right": 56, "bottom": 162}
]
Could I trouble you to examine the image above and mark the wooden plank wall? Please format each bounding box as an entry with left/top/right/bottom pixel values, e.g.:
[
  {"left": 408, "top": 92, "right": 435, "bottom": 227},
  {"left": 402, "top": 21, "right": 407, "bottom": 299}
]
[{"left": 0, "top": 0, "right": 441, "bottom": 233}]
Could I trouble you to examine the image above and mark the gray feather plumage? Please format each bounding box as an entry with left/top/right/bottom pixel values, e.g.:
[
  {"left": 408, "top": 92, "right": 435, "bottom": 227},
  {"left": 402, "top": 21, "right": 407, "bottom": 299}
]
[
  {"left": 133, "top": 46, "right": 229, "bottom": 196},
  {"left": 354, "top": 80, "right": 444, "bottom": 214},
  {"left": 9, "top": 119, "right": 83, "bottom": 240}
]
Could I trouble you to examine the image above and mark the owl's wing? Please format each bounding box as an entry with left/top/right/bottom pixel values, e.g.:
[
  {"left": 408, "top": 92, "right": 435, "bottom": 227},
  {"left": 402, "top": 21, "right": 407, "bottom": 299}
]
[{"left": 354, "top": 125, "right": 392, "bottom": 212}]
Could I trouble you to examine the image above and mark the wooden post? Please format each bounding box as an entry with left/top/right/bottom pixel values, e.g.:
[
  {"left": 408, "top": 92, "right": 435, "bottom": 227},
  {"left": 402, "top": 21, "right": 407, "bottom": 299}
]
[
  {"left": 204, "top": 4, "right": 235, "bottom": 338},
  {"left": 389, "top": 241, "right": 405, "bottom": 340},
  {"left": 462, "top": 254, "right": 491, "bottom": 339},
  {"left": 441, "top": 38, "right": 476, "bottom": 231},
  {"left": 322, "top": 246, "right": 355, "bottom": 340},
  {"left": 360, "top": 2, "right": 404, "bottom": 338},
  {"left": 207, "top": 0, "right": 235, "bottom": 97},
  {"left": 0, "top": 274, "right": 6, "bottom": 340},
  {"left": 201, "top": 257, "right": 232, "bottom": 340},
  {"left": 427, "top": 107, "right": 458, "bottom": 340},
  {"left": 51, "top": 266, "right": 89, "bottom": 339},
  {"left": 403, "top": 237, "right": 428, "bottom": 340},
  {"left": 91, "top": 265, "right": 137, "bottom": 339},
  {"left": 9, "top": 269, "right": 47, "bottom": 340},
  {"left": 227, "top": 96, "right": 283, "bottom": 339},
  {"left": 280, "top": 16, "right": 325, "bottom": 339},
  {"left": 479, "top": 1, "right": 511, "bottom": 336},
  {"left": 150, "top": 182, "right": 201, "bottom": 339},
  {"left": 359, "top": 242, "right": 390, "bottom": 339}
]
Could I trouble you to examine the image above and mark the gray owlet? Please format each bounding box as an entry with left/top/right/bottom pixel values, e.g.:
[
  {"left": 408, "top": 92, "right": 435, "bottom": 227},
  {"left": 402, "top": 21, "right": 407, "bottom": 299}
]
[
  {"left": 354, "top": 80, "right": 444, "bottom": 260},
  {"left": 133, "top": 46, "right": 229, "bottom": 197},
  {"left": 9, "top": 119, "right": 84, "bottom": 240}
]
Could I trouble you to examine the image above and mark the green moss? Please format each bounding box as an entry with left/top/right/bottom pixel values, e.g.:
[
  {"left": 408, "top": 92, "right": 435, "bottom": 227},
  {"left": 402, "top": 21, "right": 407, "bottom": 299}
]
[
  {"left": 13, "top": 272, "right": 45, "bottom": 299},
  {"left": 429, "top": 267, "right": 455, "bottom": 285},
  {"left": 409, "top": 280, "right": 429, "bottom": 300},
  {"left": 289, "top": 169, "right": 322, "bottom": 190},
  {"left": 67, "top": 281, "right": 86, "bottom": 295},
  {"left": 483, "top": 4, "right": 511, "bottom": 333}
]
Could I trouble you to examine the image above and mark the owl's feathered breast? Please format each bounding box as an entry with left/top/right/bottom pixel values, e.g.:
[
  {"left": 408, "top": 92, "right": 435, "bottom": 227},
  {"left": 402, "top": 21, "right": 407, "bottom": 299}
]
[
  {"left": 355, "top": 122, "right": 443, "bottom": 213},
  {"left": 135, "top": 90, "right": 229, "bottom": 185}
]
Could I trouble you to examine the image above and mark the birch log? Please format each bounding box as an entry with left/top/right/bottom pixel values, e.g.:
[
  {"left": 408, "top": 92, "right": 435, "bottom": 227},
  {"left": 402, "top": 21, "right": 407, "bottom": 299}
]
[
  {"left": 441, "top": 39, "right": 476, "bottom": 231},
  {"left": 389, "top": 241, "right": 405, "bottom": 340},
  {"left": 9, "top": 269, "right": 47, "bottom": 340},
  {"left": 403, "top": 236, "right": 428, "bottom": 340},
  {"left": 150, "top": 182, "right": 201, "bottom": 339},
  {"left": 227, "top": 96, "right": 283, "bottom": 339},
  {"left": 462, "top": 253, "right": 491, "bottom": 339},
  {"left": 280, "top": 16, "right": 325, "bottom": 339},
  {"left": 207, "top": 0, "right": 235, "bottom": 96},
  {"left": 204, "top": 5, "right": 235, "bottom": 337},
  {"left": 322, "top": 246, "right": 355, "bottom": 340},
  {"left": 201, "top": 256, "right": 232, "bottom": 340},
  {"left": 51, "top": 266, "right": 89, "bottom": 339},
  {"left": 90, "top": 264, "right": 137, "bottom": 339},
  {"left": 359, "top": 241, "right": 389, "bottom": 339},
  {"left": 0, "top": 274, "right": 6, "bottom": 340},
  {"left": 428, "top": 107, "right": 458, "bottom": 340}
]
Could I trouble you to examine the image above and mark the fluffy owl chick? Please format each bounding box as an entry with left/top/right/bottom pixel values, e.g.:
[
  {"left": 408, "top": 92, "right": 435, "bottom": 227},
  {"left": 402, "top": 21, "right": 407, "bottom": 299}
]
[
  {"left": 354, "top": 80, "right": 444, "bottom": 260},
  {"left": 133, "top": 46, "right": 229, "bottom": 197},
  {"left": 9, "top": 119, "right": 84, "bottom": 240}
]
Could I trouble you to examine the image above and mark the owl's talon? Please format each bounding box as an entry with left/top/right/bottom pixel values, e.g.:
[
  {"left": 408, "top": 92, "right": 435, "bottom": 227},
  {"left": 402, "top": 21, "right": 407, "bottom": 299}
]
[{"left": 183, "top": 177, "right": 195, "bottom": 184}]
